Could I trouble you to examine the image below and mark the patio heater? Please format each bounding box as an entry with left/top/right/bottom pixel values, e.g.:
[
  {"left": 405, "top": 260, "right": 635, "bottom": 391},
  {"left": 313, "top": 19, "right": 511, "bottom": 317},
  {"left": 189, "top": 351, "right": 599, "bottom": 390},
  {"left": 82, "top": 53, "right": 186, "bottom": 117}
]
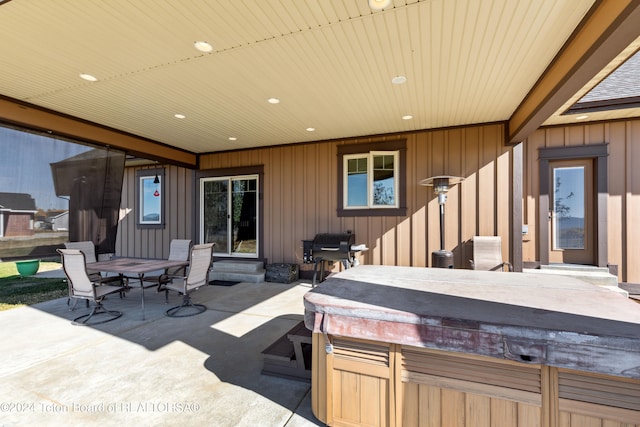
[{"left": 419, "top": 175, "right": 465, "bottom": 268}]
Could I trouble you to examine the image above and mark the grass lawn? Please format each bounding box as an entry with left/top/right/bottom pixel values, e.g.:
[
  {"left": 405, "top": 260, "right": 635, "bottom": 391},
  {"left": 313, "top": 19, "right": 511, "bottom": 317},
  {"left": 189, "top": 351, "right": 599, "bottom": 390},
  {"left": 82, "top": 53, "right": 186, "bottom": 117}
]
[{"left": 0, "top": 261, "right": 67, "bottom": 311}]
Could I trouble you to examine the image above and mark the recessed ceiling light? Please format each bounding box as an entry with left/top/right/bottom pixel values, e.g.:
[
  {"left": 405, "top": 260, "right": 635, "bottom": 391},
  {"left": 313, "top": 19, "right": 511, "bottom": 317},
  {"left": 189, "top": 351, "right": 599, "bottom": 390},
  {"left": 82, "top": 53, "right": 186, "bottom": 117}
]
[
  {"left": 228, "top": 137, "right": 237, "bottom": 141},
  {"left": 392, "top": 76, "right": 407, "bottom": 85},
  {"left": 306, "top": 127, "right": 315, "bottom": 132},
  {"left": 79, "top": 73, "right": 98, "bottom": 82},
  {"left": 369, "top": 0, "right": 392, "bottom": 10},
  {"left": 576, "top": 115, "right": 589, "bottom": 120},
  {"left": 267, "top": 98, "right": 280, "bottom": 104},
  {"left": 174, "top": 114, "right": 186, "bottom": 119},
  {"left": 402, "top": 115, "right": 413, "bottom": 120},
  {"left": 194, "top": 41, "right": 213, "bottom": 53}
]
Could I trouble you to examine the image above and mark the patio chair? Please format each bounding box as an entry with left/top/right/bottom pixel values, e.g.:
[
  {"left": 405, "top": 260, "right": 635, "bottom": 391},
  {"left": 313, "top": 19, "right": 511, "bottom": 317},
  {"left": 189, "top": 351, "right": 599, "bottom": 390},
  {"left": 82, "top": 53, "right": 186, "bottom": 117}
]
[
  {"left": 57, "top": 248, "right": 124, "bottom": 325},
  {"left": 469, "top": 236, "right": 513, "bottom": 272},
  {"left": 64, "top": 241, "right": 126, "bottom": 308},
  {"left": 160, "top": 243, "right": 214, "bottom": 317},
  {"left": 141, "top": 239, "right": 192, "bottom": 290}
]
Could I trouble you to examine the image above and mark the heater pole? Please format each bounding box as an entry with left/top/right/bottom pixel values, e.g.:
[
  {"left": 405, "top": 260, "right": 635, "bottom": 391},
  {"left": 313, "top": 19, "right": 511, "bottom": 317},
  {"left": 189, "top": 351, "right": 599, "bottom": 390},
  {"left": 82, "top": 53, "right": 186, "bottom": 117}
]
[
  {"left": 419, "top": 175, "right": 465, "bottom": 269},
  {"left": 439, "top": 202, "right": 445, "bottom": 251}
]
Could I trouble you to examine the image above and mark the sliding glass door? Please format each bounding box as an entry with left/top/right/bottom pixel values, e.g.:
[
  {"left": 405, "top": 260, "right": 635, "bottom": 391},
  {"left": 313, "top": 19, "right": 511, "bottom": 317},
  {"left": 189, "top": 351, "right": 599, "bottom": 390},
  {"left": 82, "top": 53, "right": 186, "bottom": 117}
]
[{"left": 200, "top": 175, "right": 258, "bottom": 257}]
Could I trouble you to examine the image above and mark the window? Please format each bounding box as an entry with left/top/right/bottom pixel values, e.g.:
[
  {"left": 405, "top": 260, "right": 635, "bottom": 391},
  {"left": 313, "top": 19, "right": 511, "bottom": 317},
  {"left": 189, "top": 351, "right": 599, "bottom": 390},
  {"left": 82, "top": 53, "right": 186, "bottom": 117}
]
[
  {"left": 345, "top": 152, "right": 398, "bottom": 208},
  {"left": 338, "top": 140, "right": 406, "bottom": 217},
  {"left": 136, "top": 168, "right": 164, "bottom": 229}
]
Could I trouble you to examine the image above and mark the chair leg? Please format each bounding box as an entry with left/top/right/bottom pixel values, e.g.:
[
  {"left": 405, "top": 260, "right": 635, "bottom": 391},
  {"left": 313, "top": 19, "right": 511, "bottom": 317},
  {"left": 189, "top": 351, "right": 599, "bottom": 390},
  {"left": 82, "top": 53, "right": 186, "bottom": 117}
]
[
  {"left": 72, "top": 301, "right": 122, "bottom": 326},
  {"left": 156, "top": 276, "right": 171, "bottom": 304},
  {"left": 166, "top": 294, "right": 206, "bottom": 317},
  {"left": 68, "top": 298, "right": 89, "bottom": 311}
]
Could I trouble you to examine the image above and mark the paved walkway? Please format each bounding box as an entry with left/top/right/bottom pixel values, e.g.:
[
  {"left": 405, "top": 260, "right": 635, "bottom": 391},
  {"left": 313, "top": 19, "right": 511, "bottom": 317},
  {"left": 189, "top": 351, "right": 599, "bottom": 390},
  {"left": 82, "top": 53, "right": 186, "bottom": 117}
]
[{"left": 0, "top": 272, "right": 324, "bottom": 427}]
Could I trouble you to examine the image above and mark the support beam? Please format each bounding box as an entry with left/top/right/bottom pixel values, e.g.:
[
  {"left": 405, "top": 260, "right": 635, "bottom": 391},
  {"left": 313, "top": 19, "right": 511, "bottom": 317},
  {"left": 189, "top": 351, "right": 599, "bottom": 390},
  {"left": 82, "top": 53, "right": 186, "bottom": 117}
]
[
  {"left": 511, "top": 142, "right": 523, "bottom": 272},
  {"left": 508, "top": 0, "right": 640, "bottom": 144},
  {"left": 0, "top": 96, "right": 197, "bottom": 168}
]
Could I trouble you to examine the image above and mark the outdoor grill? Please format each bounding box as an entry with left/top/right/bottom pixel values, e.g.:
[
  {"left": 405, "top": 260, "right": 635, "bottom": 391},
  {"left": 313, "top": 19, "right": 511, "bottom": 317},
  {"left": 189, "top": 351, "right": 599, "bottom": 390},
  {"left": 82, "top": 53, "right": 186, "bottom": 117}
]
[{"left": 303, "top": 232, "right": 365, "bottom": 286}]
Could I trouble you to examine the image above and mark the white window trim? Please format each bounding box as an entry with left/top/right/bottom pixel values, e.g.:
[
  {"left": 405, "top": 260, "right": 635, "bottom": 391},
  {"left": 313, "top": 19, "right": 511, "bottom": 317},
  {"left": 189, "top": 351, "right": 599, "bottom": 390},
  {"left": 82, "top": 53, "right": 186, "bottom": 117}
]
[{"left": 343, "top": 150, "right": 399, "bottom": 210}]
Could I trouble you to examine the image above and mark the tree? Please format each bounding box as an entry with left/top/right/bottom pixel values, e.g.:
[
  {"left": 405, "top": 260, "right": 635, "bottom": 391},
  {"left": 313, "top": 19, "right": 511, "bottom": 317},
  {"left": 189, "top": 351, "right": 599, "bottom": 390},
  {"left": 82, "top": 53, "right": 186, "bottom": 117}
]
[{"left": 554, "top": 177, "right": 574, "bottom": 218}]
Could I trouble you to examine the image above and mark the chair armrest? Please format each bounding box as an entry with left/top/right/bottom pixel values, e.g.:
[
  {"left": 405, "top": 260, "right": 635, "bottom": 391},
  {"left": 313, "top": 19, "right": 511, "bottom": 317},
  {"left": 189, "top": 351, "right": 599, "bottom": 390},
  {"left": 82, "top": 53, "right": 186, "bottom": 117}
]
[
  {"left": 157, "top": 274, "right": 187, "bottom": 292},
  {"left": 98, "top": 274, "right": 126, "bottom": 286}
]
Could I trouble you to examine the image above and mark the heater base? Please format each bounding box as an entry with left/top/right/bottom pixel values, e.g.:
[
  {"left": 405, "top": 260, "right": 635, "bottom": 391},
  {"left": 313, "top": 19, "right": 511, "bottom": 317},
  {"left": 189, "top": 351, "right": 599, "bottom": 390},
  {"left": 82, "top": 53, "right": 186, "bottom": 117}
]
[{"left": 431, "top": 250, "right": 454, "bottom": 268}]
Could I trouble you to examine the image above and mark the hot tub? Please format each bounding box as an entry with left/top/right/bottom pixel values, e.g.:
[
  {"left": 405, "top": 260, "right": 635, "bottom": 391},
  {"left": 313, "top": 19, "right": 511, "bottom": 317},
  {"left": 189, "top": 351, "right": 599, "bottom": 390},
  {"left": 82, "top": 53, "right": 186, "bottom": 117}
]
[{"left": 304, "top": 265, "right": 640, "bottom": 426}]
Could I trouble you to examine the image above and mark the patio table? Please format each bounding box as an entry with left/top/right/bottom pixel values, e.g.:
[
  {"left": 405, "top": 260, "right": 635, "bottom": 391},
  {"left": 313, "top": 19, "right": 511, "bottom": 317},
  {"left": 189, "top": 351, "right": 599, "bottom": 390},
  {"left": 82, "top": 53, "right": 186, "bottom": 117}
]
[{"left": 87, "top": 257, "right": 190, "bottom": 320}]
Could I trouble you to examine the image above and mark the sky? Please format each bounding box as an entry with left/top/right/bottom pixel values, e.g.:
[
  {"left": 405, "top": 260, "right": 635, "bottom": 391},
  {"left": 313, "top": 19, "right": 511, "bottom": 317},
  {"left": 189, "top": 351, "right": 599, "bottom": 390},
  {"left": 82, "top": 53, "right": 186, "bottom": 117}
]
[
  {"left": 0, "top": 126, "right": 92, "bottom": 211},
  {"left": 554, "top": 166, "right": 584, "bottom": 218}
]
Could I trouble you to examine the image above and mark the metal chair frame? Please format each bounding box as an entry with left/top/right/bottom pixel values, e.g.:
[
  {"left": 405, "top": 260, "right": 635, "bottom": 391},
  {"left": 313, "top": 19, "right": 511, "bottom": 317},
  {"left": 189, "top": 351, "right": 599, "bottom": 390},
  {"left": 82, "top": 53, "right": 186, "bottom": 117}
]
[
  {"left": 64, "top": 241, "right": 125, "bottom": 308},
  {"left": 160, "top": 243, "right": 214, "bottom": 317},
  {"left": 141, "top": 239, "right": 193, "bottom": 291},
  {"left": 58, "top": 248, "right": 125, "bottom": 326},
  {"left": 469, "top": 236, "right": 513, "bottom": 272}
]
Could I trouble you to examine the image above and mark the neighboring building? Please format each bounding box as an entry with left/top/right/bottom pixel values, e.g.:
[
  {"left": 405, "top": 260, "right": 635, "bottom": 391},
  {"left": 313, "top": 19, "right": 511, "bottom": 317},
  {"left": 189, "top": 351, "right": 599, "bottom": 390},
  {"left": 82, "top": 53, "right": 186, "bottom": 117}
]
[
  {"left": 48, "top": 210, "right": 69, "bottom": 231},
  {"left": 0, "top": 192, "right": 37, "bottom": 238}
]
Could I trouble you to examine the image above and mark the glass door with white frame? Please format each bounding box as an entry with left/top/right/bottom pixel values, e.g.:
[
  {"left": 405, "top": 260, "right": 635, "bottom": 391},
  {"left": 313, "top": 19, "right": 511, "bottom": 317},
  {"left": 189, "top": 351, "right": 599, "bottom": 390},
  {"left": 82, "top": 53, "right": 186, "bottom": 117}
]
[{"left": 200, "top": 175, "right": 258, "bottom": 257}]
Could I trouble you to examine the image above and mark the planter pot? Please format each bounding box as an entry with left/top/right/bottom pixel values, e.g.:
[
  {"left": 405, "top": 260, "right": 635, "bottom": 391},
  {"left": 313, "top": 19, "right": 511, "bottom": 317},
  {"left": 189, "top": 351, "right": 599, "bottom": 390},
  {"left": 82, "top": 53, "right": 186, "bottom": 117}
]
[{"left": 16, "top": 259, "right": 40, "bottom": 276}]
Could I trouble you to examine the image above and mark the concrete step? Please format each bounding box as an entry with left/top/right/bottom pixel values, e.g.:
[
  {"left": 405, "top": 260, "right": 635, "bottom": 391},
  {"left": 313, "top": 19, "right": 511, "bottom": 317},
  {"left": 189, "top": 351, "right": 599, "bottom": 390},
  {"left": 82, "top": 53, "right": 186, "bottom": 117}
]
[
  {"left": 524, "top": 265, "right": 628, "bottom": 297},
  {"left": 211, "top": 260, "right": 264, "bottom": 273},
  {"left": 210, "top": 270, "right": 265, "bottom": 283},
  {"left": 539, "top": 264, "right": 610, "bottom": 273},
  {"left": 210, "top": 260, "right": 265, "bottom": 283}
]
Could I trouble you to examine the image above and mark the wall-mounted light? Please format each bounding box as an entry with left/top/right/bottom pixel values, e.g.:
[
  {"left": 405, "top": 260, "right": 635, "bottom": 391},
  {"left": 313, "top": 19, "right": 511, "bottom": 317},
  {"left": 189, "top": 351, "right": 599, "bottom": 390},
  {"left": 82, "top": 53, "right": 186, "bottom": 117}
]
[{"left": 419, "top": 175, "right": 465, "bottom": 267}]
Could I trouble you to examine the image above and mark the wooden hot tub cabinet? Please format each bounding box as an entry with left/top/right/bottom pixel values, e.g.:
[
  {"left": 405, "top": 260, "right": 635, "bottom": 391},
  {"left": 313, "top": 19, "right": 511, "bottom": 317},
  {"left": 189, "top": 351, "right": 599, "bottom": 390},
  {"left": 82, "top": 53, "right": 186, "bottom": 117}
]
[{"left": 303, "top": 266, "right": 640, "bottom": 427}]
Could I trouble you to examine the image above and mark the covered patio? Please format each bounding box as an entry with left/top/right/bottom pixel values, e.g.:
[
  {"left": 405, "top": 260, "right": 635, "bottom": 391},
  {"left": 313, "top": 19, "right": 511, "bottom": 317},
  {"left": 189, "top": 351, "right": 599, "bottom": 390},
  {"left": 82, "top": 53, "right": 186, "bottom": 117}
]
[{"left": 0, "top": 272, "right": 322, "bottom": 426}]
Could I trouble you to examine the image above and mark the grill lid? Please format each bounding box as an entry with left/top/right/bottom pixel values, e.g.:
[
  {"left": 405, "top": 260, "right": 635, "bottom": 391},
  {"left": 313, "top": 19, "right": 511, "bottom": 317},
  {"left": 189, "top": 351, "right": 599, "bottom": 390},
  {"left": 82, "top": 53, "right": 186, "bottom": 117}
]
[{"left": 312, "top": 233, "right": 355, "bottom": 251}]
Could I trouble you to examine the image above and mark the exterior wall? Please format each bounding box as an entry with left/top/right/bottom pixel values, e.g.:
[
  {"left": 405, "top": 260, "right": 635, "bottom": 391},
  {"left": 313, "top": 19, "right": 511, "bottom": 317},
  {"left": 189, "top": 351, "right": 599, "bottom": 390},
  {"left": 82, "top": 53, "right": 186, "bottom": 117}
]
[
  {"left": 198, "top": 123, "right": 511, "bottom": 273},
  {"left": 4, "top": 212, "right": 34, "bottom": 237},
  {"left": 110, "top": 119, "right": 640, "bottom": 283},
  {"left": 115, "top": 164, "right": 194, "bottom": 259},
  {"left": 51, "top": 212, "right": 69, "bottom": 231},
  {"left": 523, "top": 119, "right": 640, "bottom": 283}
]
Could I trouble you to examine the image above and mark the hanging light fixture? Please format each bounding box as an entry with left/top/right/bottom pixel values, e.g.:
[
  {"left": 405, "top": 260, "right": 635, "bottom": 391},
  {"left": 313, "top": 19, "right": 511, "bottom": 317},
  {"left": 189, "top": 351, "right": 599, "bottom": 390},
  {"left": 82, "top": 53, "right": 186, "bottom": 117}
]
[
  {"left": 419, "top": 175, "right": 465, "bottom": 268},
  {"left": 368, "top": 0, "right": 392, "bottom": 11},
  {"left": 153, "top": 169, "right": 160, "bottom": 197}
]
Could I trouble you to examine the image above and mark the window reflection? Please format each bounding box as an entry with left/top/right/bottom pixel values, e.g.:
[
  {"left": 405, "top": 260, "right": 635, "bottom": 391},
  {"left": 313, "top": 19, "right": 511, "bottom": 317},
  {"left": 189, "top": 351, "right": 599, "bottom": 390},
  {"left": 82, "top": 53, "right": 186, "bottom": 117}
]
[
  {"left": 553, "top": 166, "right": 585, "bottom": 250},
  {"left": 0, "top": 125, "right": 124, "bottom": 259}
]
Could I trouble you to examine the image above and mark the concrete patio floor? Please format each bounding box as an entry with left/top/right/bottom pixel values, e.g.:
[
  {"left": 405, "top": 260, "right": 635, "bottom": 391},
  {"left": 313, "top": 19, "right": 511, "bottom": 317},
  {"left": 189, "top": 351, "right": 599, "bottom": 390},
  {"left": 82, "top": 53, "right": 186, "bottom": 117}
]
[{"left": 0, "top": 272, "right": 324, "bottom": 427}]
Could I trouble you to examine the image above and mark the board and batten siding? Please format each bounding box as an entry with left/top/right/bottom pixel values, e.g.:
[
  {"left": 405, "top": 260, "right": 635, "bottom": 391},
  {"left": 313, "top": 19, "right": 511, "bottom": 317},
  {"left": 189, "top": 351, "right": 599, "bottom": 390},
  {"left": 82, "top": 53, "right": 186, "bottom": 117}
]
[
  {"left": 524, "top": 118, "right": 640, "bottom": 283},
  {"left": 115, "top": 164, "right": 193, "bottom": 259},
  {"left": 198, "top": 123, "right": 512, "bottom": 272},
  {"left": 112, "top": 119, "right": 640, "bottom": 283}
]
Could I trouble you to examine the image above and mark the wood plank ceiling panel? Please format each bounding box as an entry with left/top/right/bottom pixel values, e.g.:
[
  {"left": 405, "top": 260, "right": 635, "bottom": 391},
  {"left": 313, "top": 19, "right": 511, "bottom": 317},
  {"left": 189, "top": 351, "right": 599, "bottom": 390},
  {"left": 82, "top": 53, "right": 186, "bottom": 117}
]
[{"left": 0, "top": 0, "right": 606, "bottom": 157}]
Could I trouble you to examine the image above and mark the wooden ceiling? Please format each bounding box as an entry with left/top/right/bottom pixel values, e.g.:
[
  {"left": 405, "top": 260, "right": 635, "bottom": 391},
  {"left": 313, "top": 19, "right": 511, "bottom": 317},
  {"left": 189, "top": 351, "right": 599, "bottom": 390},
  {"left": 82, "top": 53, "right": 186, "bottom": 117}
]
[{"left": 0, "top": 0, "right": 639, "bottom": 166}]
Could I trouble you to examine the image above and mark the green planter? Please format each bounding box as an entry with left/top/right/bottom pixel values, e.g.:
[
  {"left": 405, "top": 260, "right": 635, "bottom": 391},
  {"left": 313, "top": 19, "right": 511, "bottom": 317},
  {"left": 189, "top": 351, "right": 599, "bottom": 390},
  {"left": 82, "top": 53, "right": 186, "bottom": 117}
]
[{"left": 16, "top": 259, "right": 40, "bottom": 276}]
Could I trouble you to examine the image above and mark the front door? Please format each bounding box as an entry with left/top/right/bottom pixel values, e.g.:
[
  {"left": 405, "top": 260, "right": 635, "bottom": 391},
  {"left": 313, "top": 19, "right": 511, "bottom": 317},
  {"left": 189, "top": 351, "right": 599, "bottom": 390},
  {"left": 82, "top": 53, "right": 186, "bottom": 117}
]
[
  {"left": 548, "top": 159, "right": 594, "bottom": 264},
  {"left": 200, "top": 175, "right": 259, "bottom": 258}
]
